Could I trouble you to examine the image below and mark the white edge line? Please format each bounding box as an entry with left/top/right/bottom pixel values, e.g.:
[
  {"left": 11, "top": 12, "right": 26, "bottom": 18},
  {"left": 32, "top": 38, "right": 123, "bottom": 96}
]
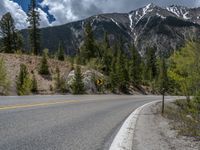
[{"left": 109, "top": 99, "right": 174, "bottom": 150}]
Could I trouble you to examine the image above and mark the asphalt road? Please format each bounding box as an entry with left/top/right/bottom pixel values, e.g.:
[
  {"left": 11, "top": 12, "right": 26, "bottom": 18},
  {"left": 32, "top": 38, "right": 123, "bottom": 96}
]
[{"left": 0, "top": 95, "right": 168, "bottom": 150}]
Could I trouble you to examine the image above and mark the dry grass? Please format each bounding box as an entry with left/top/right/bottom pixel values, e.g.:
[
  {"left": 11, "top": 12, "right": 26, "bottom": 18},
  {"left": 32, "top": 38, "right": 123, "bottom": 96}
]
[{"left": 164, "top": 100, "right": 200, "bottom": 141}]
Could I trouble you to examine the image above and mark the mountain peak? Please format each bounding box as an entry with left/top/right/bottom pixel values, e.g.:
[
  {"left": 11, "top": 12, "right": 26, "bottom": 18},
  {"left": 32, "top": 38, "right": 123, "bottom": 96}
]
[
  {"left": 145, "top": 3, "right": 158, "bottom": 9},
  {"left": 146, "top": 3, "right": 155, "bottom": 7}
]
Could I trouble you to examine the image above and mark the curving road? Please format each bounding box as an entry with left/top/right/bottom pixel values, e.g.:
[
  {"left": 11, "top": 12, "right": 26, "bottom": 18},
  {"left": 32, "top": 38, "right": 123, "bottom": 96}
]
[{"left": 0, "top": 95, "right": 167, "bottom": 150}]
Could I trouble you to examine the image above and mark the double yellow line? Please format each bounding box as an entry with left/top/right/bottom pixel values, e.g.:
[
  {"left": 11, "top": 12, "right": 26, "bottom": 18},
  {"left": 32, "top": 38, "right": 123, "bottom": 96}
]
[{"left": 0, "top": 100, "right": 79, "bottom": 111}]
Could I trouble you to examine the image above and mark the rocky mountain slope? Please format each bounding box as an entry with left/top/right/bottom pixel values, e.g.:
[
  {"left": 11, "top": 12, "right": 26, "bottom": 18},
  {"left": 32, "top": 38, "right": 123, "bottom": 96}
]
[{"left": 22, "top": 3, "right": 200, "bottom": 56}]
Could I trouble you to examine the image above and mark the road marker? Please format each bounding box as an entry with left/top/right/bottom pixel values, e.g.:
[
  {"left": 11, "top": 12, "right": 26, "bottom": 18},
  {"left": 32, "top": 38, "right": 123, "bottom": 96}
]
[{"left": 96, "top": 79, "right": 104, "bottom": 85}]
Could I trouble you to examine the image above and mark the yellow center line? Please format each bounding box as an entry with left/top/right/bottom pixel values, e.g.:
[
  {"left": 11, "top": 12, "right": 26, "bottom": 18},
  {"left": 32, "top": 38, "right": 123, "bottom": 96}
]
[{"left": 0, "top": 100, "right": 79, "bottom": 111}]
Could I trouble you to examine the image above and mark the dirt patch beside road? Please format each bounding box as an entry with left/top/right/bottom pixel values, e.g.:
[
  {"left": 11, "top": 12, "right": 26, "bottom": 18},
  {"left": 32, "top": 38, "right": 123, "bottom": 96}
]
[{"left": 133, "top": 102, "right": 200, "bottom": 150}]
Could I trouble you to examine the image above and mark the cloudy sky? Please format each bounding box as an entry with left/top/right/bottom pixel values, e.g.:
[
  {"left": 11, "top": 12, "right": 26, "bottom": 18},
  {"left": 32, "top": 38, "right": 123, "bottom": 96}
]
[{"left": 0, "top": 0, "right": 200, "bottom": 29}]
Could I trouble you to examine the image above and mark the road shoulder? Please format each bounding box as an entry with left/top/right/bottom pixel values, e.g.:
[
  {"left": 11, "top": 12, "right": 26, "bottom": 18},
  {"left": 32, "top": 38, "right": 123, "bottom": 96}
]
[{"left": 132, "top": 102, "right": 200, "bottom": 150}]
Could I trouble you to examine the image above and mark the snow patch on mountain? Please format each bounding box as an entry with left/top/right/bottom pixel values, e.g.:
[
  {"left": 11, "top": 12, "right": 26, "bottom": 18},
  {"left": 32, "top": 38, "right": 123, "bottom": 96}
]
[
  {"left": 166, "top": 6, "right": 191, "bottom": 20},
  {"left": 110, "top": 18, "right": 121, "bottom": 28},
  {"left": 91, "top": 16, "right": 98, "bottom": 26},
  {"left": 129, "top": 14, "right": 134, "bottom": 31},
  {"left": 167, "top": 6, "right": 181, "bottom": 17},
  {"left": 134, "top": 4, "right": 154, "bottom": 25},
  {"left": 156, "top": 13, "right": 166, "bottom": 19},
  {"left": 183, "top": 12, "right": 190, "bottom": 19}
]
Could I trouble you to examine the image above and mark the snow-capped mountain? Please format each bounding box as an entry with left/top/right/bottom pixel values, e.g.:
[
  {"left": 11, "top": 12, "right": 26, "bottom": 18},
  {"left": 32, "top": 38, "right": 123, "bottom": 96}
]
[{"left": 21, "top": 3, "right": 200, "bottom": 56}]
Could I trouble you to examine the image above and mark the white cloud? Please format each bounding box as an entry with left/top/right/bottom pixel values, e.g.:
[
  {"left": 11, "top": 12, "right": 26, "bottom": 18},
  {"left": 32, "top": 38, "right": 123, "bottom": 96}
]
[
  {"left": 0, "top": 0, "right": 28, "bottom": 29},
  {"left": 1, "top": 0, "right": 200, "bottom": 29},
  {"left": 41, "top": 0, "right": 78, "bottom": 26},
  {"left": 40, "top": 0, "right": 200, "bottom": 27},
  {"left": 37, "top": 8, "right": 51, "bottom": 28},
  {"left": 0, "top": 0, "right": 50, "bottom": 29}
]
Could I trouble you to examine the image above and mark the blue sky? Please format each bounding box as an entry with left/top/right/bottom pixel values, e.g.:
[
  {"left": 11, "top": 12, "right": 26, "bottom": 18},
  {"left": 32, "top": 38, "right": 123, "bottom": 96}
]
[
  {"left": 12, "top": 0, "right": 55, "bottom": 23},
  {"left": 1, "top": 0, "right": 200, "bottom": 29}
]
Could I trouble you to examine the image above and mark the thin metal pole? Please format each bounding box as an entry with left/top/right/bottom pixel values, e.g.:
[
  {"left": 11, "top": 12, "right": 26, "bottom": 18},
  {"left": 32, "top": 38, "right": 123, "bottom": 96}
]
[{"left": 162, "top": 91, "right": 165, "bottom": 115}]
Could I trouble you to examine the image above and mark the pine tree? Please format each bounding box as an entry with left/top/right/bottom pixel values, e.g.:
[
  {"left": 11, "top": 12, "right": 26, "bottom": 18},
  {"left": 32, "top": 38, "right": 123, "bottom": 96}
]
[
  {"left": 109, "top": 57, "right": 118, "bottom": 92},
  {"left": 102, "top": 32, "right": 112, "bottom": 75},
  {"left": 55, "top": 67, "right": 61, "bottom": 90},
  {"left": 0, "top": 58, "right": 10, "bottom": 95},
  {"left": 31, "top": 74, "right": 38, "bottom": 93},
  {"left": 104, "top": 32, "right": 110, "bottom": 49},
  {"left": 16, "top": 64, "right": 32, "bottom": 95},
  {"left": 57, "top": 42, "right": 65, "bottom": 61},
  {"left": 81, "top": 22, "right": 96, "bottom": 61},
  {"left": 71, "top": 66, "right": 85, "bottom": 94},
  {"left": 0, "top": 12, "right": 22, "bottom": 53},
  {"left": 39, "top": 49, "right": 50, "bottom": 75},
  {"left": 158, "top": 58, "right": 168, "bottom": 93},
  {"left": 27, "top": 0, "right": 40, "bottom": 55},
  {"left": 55, "top": 67, "right": 68, "bottom": 93},
  {"left": 145, "top": 47, "right": 157, "bottom": 81},
  {"left": 116, "top": 49, "right": 129, "bottom": 93},
  {"left": 129, "top": 44, "right": 142, "bottom": 85}
]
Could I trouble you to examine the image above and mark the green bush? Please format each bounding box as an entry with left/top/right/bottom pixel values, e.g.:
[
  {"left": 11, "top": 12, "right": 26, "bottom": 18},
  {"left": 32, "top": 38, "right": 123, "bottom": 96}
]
[
  {"left": 54, "top": 67, "right": 68, "bottom": 93},
  {"left": 16, "top": 64, "right": 32, "bottom": 95},
  {"left": 193, "top": 91, "right": 200, "bottom": 114},
  {"left": 71, "top": 66, "right": 85, "bottom": 94},
  {"left": 57, "top": 43, "right": 65, "bottom": 61},
  {"left": 39, "top": 49, "right": 50, "bottom": 75},
  {"left": 31, "top": 74, "right": 38, "bottom": 93},
  {"left": 0, "top": 58, "right": 10, "bottom": 95}
]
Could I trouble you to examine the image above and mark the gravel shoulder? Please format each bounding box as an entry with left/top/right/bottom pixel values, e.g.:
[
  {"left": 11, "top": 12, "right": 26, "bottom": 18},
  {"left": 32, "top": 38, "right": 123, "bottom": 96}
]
[{"left": 133, "top": 102, "right": 200, "bottom": 150}]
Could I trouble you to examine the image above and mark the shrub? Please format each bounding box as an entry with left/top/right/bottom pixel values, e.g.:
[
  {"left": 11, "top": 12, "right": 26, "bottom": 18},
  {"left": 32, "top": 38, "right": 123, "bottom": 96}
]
[
  {"left": 55, "top": 67, "right": 67, "bottom": 93},
  {"left": 0, "top": 58, "right": 10, "bottom": 95},
  {"left": 31, "top": 74, "right": 38, "bottom": 93},
  {"left": 39, "top": 49, "right": 50, "bottom": 75},
  {"left": 16, "top": 64, "right": 32, "bottom": 95},
  {"left": 71, "top": 66, "right": 85, "bottom": 94}
]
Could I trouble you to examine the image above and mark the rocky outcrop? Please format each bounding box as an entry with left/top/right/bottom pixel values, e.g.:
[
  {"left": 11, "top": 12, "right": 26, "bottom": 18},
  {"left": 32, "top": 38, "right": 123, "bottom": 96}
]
[{"left": 65, "top": 69, "right": 105, "bottom": 94}]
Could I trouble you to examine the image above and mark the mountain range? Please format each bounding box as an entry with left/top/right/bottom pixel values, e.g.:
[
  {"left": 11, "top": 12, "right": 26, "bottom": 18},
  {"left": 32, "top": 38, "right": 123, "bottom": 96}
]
[{"left": 21, "top": 3, "right": 200, "bottom": 56}]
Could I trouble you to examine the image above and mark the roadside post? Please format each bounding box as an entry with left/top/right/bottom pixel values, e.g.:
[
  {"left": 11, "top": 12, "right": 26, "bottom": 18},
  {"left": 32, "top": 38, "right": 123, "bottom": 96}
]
[{"left": 162, "top": 88, "right": 165, "bottom": 115}]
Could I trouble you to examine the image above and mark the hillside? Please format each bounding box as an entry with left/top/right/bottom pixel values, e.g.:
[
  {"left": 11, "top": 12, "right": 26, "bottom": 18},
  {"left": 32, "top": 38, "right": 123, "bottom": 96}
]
[
  {"left": 21, "top": 3, "right": 200, "bottom": 56},
  {"left": 0, "top": 53, "right": 153, "bottom": 96},
  {"left": 0, "top": 53, "right": 72, "bottom": 95}
]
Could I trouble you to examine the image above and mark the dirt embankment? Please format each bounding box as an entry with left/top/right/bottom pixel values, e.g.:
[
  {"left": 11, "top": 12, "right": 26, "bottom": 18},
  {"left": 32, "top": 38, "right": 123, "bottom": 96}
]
[{"left": 0, "top": 53, "right": 72, "bottom": 95}]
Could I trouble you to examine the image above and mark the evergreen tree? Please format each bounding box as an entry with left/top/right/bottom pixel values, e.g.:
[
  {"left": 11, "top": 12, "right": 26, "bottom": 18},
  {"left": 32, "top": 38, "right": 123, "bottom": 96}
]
[
  {"left": 0, "top": 12, "right": 22, "bottom": 53},
  {"left": 116, "top": 49, "right": 129, "bottom": 93},
  {"left": 57, "top": 42, "right": 65, "bottom": 61},
  {"left": 102, "top": 32, "right": 112, "bottom": 75},
  {"left": 109, "top": 57, "right": 119, "bottom": 92},
  {"left": 104, "top": 32, "right": 110, "bottom": 49},
  {"left": 31, "top": 74, "right": 38, "bottom": 93},
  {"left": 55, "top": 67, "right": 68, "bottom": 93},
  {"left": 0, "top": 58, "right": 10, "bottom": 95},
  {"left": 27, "top": 0, "right": 40, "bottom": 55},
  {"left": 39, "top": 49, "right": 50, "bottom": 75},
  {"left": 81, "top": 22, "right": 96, "bottom": 61},
  {"left": 158, "top": 58, "right": 168, "bottom": 93},
  {"left": 129, "top": 44, "right": 142, "bottom": 85},
  {"left": 71, "top": 66, "right": 85, "bottom": 94},
  {"left": 16, "top": 64, "right": 32, "bottom": 95},
  {"left": 55, "top": 67, "right": 61, "bottom": 90},
  {"left": 145, "top": 47, "right": 157, "bottom": 81}
]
